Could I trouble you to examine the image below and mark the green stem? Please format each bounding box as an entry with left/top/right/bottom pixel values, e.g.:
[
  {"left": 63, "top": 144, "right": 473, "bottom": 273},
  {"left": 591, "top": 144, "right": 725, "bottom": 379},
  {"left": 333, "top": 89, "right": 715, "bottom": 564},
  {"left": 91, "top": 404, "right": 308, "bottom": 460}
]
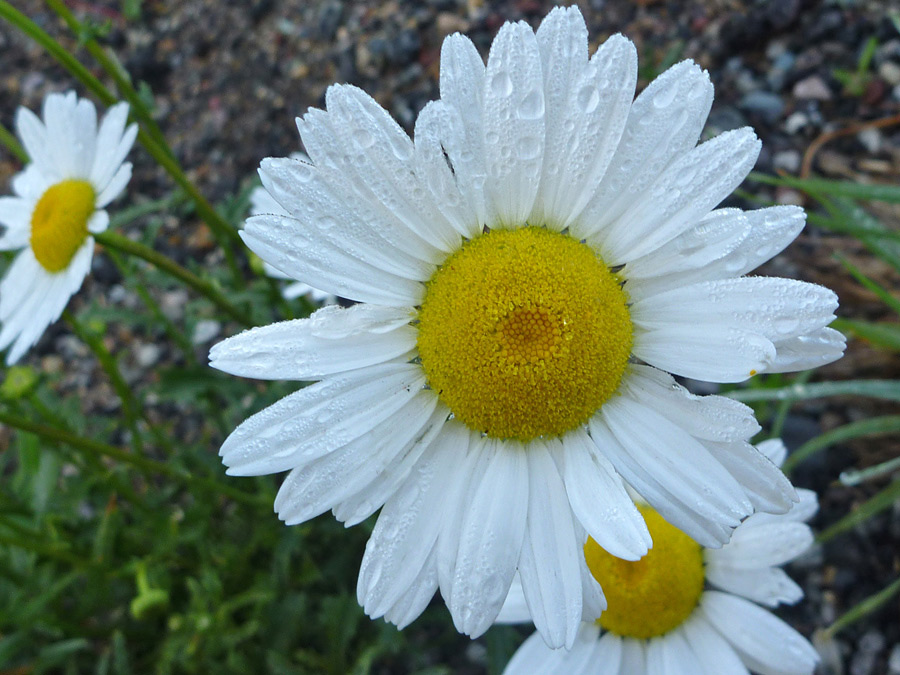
[
  {"left": 770, "top": 370, "right": 813, "bottom": 440},
  {"left": 63, "top": 310, "right": 144, "bottom": 454},
  {"left": 0, "top": 119, "right": 27, "bottom": 163},
  {"left": 44, "top": 0, "right": 172, "bottom": 158},
  {"left": 782, "top": 415, "right": 900, "bottom": 474},
  {"left": 824, "top": 576, "right": 900, "bottom": 638},
  {"left": 0, "top": 0, "right": 245, "bottom": 260},
  {"left": 94, "top": 230, "right": 253, "bottom": 327},
  {"left": 818, "top": 479, "right": 900, "bottom": 543},
  {"left": 0, "top": 410, "right": 263, "bottom": 507}
]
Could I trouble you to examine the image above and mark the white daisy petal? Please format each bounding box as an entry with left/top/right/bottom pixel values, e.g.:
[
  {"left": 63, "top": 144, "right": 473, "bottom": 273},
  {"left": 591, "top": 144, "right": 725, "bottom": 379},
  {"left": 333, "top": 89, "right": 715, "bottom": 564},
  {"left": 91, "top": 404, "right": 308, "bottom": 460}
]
[
  {"left": 571, "top": 59, "right": 713, "bottom": 242},
  {"left": 413, "top": 101, "right": 482, "bottom": 239},
  {"left": 71, "top": 97, "right": 98, "bottom": 176},
  {"left": 11, "top": 164, "right": 50, "bottom": 200},
  {"left": 481, "top": 21, "right": 545, "bottom": 226},
  {"left": 15, "top": 106, "right": 53, "bottom": 173},
  {"left": 517, "top": 440, "right": 583, "bottom": 649},
  {"left": 241, "top": 216, "right": 424, "bottom": 307},
  {"left": 332, "top": 406, "right": 447, "bottom": 526},
  {"left": 495, "top": 574, "right": 530, "bottom": 624},
  {"left": 95, "top": 162, "right": 133, "bottom": 208},
  {"left": 210, "top": 304, "right": 415, "bottom": 380},
  {"left": 0, "top": 250, "right": 44, "bottom": 323},
  {"left": 258, "top": 155, "right": 438, "bottom": 278},
  {"left": 531, "top": 9, "right": 637, "bottom": 228},
  {"left": 297, "top": 106, "right": 447, "bottom": 265},
  {"left": 768, "top": 326, "right": 846, "bottom": 372},
  {"left": 619, "top": 364, "right": 760, "bottom": 442},
  {"left": 706, "top": 520, "right": 814, "bottom": 569},
  {"left": 87, "top": 209, "right": 110, "bottom": 235},
  {"left": 702, "top": 440, "right": 796, "bottom": 514},
  {"left": 90, "top": 103, "right": 137, "bottom": 190},
  {"left": 681, "top": 614, "right": 751, "bottom": 675},
  {"left": 448, "top": 436, "right": 529, "bottom": 638},
  {"left": 648, "top": 629, "right": 701, "bottom": 675},
  {"left": 273, "top": 390, "right": 438, "bottom": 525},
  {"left": 323, "top": 85, "right": 461, "bottom": 253},
  {"left": 702, "top": 591, "right": 818, "bottom": 675},
  {"left": 596, "top": 395, "right": 753, "bottom": 544},
  {"left": 589, "top": 127, "right": 761, "bottom": 264},
  {"left": 756, "top": 438, "right": 788, "bottom": 467},
  {"left": 219, "top": 363, "right": 426, "bottom": 476},
  {"left": 706, "top": 564, "right": 804, "bottom": 608},
  {"left": 435, "top": 33, "right": 489, "bottom": 228},
  {"left": 358, "top": 420, "right": 460, "bottom": 622},
  {"left": 381, "top": 547, "right": 439, "bottom": 630},
  {"left": 0, "top": 197, "right": 32, "bottom": 249},
  {"left": 633, "top": 277, "right": 839, "bottom": 381},
  {"left": 555, "top": 428, "right": 651, "bottom": 561},
  {"left": 626, "top": 206, "right": 806, "bottom": 298},
  {"left": 619, "top": 638, "right": 648, "bottom": 674}
]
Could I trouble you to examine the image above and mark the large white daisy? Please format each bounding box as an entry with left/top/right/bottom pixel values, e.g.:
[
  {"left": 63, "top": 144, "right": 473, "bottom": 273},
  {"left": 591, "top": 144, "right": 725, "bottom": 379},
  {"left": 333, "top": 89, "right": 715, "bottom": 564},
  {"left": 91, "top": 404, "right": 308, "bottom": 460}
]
[
  {"left": 0, "top": 91, "right": 137, "bottom": 364},
  {"left": 500, "top": 439, "right": 820, "bottom": 675},
  {"left": 210, "top": 7, "right": 843, "bottom": 648}
]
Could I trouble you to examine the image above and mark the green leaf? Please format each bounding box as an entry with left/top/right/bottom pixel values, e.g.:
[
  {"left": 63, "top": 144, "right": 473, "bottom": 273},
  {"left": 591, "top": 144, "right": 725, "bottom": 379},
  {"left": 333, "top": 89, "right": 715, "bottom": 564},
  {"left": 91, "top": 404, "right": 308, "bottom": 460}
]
[
  {"left": 783, "top": 415, "right": 900, "bottom": 473},
  {"left": 835, "top": 252, "right": 900, "bottom": 317},
  {"left": 726, "top": 379, "right": 900, "bottom": 404},
  {"left": 824, "top": 575, "right": 900, "bottom": 638},
  {"left": 819, "top": 478, "right": 900, "bottom": 542},
  {"left": 833, "top": 318, "right": 900, "bottom": 351},
  {"left": 749, "top": 173, "right": 900, "bottom": 205}
]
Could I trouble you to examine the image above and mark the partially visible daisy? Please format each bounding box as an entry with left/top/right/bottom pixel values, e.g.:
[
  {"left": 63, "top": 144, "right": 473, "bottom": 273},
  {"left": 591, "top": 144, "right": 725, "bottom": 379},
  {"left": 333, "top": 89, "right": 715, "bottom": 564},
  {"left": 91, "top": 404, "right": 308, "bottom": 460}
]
[
  {"left": 249, "top": 155, "right": 336, "bottom": 305},
  {"left": 211, "top": 7, "right": 844, "bottom": 647},
  {"left": 500, "top": 439, "right": 820, "bottom": 675},
  {"left": 0, "top": 91, "right": 136, "bottom": 364}
]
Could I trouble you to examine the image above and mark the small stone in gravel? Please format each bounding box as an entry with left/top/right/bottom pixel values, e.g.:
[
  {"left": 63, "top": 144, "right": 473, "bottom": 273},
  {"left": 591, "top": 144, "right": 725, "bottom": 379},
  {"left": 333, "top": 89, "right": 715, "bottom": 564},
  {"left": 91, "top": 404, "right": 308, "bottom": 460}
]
[
  {"left": 774, "top": 150, "right": 802, "bottom": 173},
  {"left": 857, "top": 128, "right": 883, "bottom": 154},
  {"left": 879, "top": 61, "right": 900, "bottom": 87},
  {"left": 784, "top": 111, "right": 810, "bottom": 134},
  {"left": 135, "top": 343, "right": 162, "bottom": 368},
  {"left": 740, "top": 91, "right": 785, "bottom": 124},
  {"left": 192, "top": 320, "right": 221, "bottom": 345},
  {"left": 793, "top": 75, "right": 833, "bottom": 101},
  {"left": 888, "top": 643, "right": 900, "bottom": 674},
  {"left": 851, "top": 630, "right": 886, "bottom": 675}
]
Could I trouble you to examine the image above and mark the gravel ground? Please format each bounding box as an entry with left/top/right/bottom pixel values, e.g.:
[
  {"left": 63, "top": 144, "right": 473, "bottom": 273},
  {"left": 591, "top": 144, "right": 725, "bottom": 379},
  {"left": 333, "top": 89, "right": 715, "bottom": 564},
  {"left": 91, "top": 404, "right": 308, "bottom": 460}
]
[{"left": 2, "top": 0, "right": 900, "bottom": 672}]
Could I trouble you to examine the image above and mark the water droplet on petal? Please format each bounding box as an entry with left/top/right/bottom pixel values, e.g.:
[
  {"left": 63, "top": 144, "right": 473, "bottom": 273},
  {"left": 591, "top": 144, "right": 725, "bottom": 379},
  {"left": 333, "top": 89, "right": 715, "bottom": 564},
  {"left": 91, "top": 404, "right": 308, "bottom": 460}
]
[
  {"left": 485, "top": 131, "right": 500, "bottom": 145},
  {"left": 318, "top": 216, "right": 337, "bottom": 230},
  {"left": 516, "top": 136, "right": 541, "bottom": 160},
  {"left": 576, "top": 84, "right": 600, "bottom": 113},
  {"left": 652, "top": 81, "right": 679, "bottom": 109},
  {"left": 491, "top": 71, "right": 513, "bottom": 97},
  {"left": 353, "top": 127, "right": 375, "bottom": 149},
  {"left": 517, "top": 90, "right": 545, "bottom": 119}
]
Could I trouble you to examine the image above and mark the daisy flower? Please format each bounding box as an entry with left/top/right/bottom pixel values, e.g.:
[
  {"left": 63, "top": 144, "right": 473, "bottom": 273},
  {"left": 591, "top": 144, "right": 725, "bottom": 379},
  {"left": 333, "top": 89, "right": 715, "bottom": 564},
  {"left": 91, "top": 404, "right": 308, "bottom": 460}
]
[
  {"left": 210, "top": 7, "right": 843, "bottom": 647},
  {"left": 499, "top": 439, "right": 820, "bottom": 675},
  {"left": 249, "top": 170, "right": 336, "bottom": 305},
  {"left": 0, "top": 91, "right": 137, "bottom": 364}
]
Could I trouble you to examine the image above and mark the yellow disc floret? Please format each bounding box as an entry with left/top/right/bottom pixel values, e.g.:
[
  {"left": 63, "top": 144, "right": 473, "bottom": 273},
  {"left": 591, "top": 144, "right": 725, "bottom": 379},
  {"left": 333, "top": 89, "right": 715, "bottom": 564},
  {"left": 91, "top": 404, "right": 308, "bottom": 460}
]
[
  {"left": 30, "top": 179, "right": 95, "bottom": 273},
  {"left": 585, "top": 506, "right": 705, "bottom": 639},
  {"left": 416, "top": 226, "right": 632, "bottom": 441}
]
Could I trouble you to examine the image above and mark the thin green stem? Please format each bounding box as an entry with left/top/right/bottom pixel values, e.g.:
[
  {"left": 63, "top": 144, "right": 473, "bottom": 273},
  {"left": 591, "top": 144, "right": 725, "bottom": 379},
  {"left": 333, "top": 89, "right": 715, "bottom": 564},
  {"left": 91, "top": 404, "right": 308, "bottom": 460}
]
[
  {"left": 94, "top": 231, "right": 253, "bottom": 326},
  {"left": 770, "top": 370, "right": 813, "bottom": 440},
  {"left": 824, "top": 575, "right": 900, "bottom": 638},
  {"left": 44, "top": 0, "right": 172, "bottom": 158},
  {"left": 0, "top": 119, "right": 27, "bottom": 163},
  {"left": 0, "top": 410, "right": 263, "bottom": 507},
  {"left": 782, "top": 415, "right": 900, "bottom": 474},
  {"left": 62, "top": 310, "right": 144, "bottom": 454},
  {"left": 818, "top": 479, "right": 900, "bottom": 543}
]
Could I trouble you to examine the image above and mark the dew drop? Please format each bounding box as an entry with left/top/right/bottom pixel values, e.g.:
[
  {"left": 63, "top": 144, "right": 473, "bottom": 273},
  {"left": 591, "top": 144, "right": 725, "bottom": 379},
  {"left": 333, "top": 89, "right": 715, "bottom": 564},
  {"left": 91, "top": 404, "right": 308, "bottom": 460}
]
[
  {"left": 652, "top": 81, "right": 679, "bottom": 109},
  {"left": 353, "top": 127, "right": 376, "bottom": 149},
  {"left": 485, "top": 131, "right": 500, "bottom": 145},
  {"left": 491, "top": 71, "right": 513, "bottom": 97},
  {"left": 576, "top": 84, "right": 600, "bottom": 113},
  {"left": 516, "top": 136, "right": 541, "bottom": 160},
  {"left": 318, "top": 216, "right": 337, "bottom": 230},
  {"left": 517, "top": 90, "right": 545, "bottom": 119}
]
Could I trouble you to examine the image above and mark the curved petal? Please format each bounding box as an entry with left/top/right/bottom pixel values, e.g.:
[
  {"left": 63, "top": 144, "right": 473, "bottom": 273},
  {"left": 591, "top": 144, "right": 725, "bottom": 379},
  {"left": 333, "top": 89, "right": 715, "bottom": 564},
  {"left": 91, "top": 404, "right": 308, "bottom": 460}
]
[
  {"left": 447, "top": 436, "right": 529, "bottom": 638},
  {"left": 555, "top": 428, "right": 651, "bottom": 561},
  {"left": 768, "top": 327, "right": 846, "bottom": 373},
  {"left": 210, "top": 304, "right": 416, "bottom": 380},
  {"left": 571, "top": 59, "right": 714, "bottom": 242},
  {"left": 701, "top": 591, "right": 819, "bottom": 675},
  {"left": 681, "top": 614, "right": 751, "bottom": 675},
  {"left": 705, "top": 520, "right": 814, "bottom": 569},
  {"left": 481, "top": 21, "right": 545, "bottom": 227},
  {"left": 219, "top": 362, "right": 426, "bottom": 476},
  {"left": 273, "top": 390, "right": 438, "bottom": 525},
  {"left": 0, "top": 197, "right": 32, "bottom": 250},
  {"left": 241, "top": 215, "right": 424, "bottom": 307},
  {"left": 705, "top": 565, "right": 803, "bottom": 608},
  {"left": 517, "top": 440, "right": 583, "bottom": 649}
]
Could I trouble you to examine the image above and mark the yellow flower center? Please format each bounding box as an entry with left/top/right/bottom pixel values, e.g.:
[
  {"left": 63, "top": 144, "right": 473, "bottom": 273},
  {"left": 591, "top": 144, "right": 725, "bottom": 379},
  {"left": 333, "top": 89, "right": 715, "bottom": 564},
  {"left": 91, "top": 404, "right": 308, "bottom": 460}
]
[
  {"left": 585, "top": 506, "right": 705, "bottom": 639},
  {"left": 416, "top": 226, "right": 632, "bottom": 441},
  {"left": 30, "top": 179, "right": 95, "bottom": 273}
]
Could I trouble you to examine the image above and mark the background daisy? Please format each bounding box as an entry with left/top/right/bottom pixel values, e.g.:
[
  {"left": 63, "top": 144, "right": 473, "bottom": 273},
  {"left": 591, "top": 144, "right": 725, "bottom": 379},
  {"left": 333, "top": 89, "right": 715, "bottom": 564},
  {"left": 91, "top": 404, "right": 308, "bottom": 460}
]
[
  {"left": 0, "top": 91, "right": 136, "bottom": 364},
  {"left": 211, "top": 7, "right": 843, "bottom": 647},
  {"left": 500, "top": 439, "right": 820, "bottom": 675}
]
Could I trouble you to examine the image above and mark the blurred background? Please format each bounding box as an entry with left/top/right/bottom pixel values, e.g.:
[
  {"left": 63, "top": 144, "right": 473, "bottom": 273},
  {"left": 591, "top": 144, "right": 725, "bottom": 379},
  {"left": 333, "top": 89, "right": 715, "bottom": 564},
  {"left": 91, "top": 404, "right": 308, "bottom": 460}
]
[{"left": 0, "top": 0, "right": 898, "bottom": 673}]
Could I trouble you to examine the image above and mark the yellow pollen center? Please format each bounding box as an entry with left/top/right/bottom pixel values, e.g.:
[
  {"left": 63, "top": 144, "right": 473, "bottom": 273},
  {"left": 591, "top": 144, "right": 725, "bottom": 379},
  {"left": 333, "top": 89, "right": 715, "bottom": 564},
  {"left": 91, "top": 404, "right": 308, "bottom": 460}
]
[
  {"left": 585, "top": 506, "right": 705, "bottom": 639},
  {"left": 416, "top": 226, "right": 632, "bottom": 441},
  {"left": 30, "top": 179, "right": 95, "bottom": 273}
]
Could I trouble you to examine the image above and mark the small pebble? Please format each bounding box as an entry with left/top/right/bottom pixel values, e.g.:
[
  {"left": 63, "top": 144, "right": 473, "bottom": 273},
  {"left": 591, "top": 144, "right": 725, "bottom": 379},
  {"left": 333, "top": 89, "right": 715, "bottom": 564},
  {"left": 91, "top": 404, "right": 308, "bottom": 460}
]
[
  {"left": 739, "top": 90, "right": 785, "bottom": 123},
  {"left": 793, "top": 75, "right": 833, "bottom": 100},
  {"left": 192, "top": 320, "right": 221, "bottom": 345},
  {"left": 888, "top": 643, "right": 900, "bottom": 674},
  {"left": 135, "top": 343, "right": 162, "bottom": 368},
  {"left": 773, "top": 150, "right": 802, "bottom": 173},
  {"left": 879, "top": 61, "right": 900, "bottom": 87},
  {"left": 857, "top": 128, "right": 883, "bottom": 154}
]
